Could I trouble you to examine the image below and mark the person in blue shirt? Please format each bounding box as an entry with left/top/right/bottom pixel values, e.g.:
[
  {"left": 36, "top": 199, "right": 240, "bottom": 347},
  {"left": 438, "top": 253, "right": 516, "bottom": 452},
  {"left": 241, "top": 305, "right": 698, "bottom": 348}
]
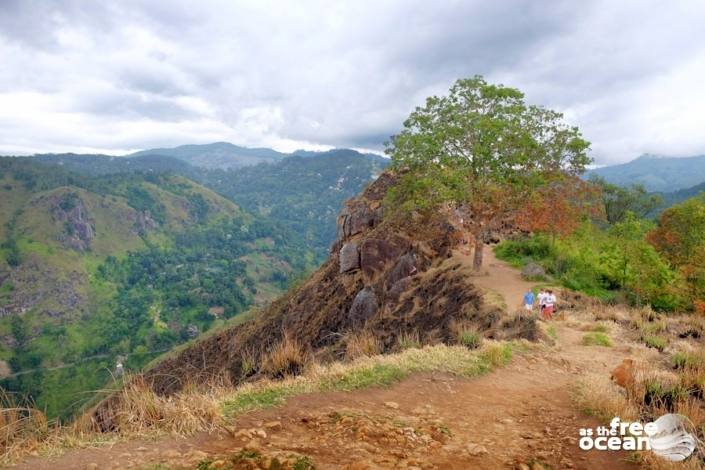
[{"left": 523, "top": 289, "right": 535, "bottom": 313}]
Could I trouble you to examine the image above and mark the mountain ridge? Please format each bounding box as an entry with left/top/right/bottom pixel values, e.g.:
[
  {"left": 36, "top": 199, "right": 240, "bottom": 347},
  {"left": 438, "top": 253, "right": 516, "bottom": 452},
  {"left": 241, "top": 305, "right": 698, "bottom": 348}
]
[{"left": 587, "top": 153, "right": 705, "bottom": 192}]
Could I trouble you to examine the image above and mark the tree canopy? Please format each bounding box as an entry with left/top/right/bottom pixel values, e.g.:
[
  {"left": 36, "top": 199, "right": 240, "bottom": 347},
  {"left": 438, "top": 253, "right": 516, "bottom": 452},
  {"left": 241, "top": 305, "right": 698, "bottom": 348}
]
[
  {"left": 589, "top": 175, "right": 663, "bottom": 224},
  {"left": 386, "top": 76, "right": 592, "bottom": 268},
  {"left": 648, "top": 195, "right": 705, "bottom": 312}
]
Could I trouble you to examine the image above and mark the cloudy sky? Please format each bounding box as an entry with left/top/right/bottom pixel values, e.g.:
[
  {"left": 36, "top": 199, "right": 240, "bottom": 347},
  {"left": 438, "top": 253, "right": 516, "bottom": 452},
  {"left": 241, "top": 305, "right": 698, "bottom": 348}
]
[{"left": 1, "top": 1, "right": 704, "bottom": 165}]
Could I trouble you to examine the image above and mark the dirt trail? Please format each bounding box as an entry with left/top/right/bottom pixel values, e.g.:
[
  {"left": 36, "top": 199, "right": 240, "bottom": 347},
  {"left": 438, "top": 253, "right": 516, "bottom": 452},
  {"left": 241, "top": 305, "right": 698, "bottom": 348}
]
[
  {"left": 461, "top": 248, "right": 537, "bottom": 312},
  {"left": 11, "top": 251, "right": 638, "bottom": 470}
]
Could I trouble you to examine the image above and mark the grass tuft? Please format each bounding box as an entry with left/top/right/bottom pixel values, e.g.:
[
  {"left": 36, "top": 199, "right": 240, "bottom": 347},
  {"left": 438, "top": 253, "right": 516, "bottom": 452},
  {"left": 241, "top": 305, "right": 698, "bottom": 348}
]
[
  {"left": 642, "top": 335, "right": 667, "bottom": 352},
  {"left": 396, "top": 331, "right": 422, "bottom": 350},
  {"left": 344, "top": 330, "right": 382, "bottom": 360},
  {"left": 581, "top": 332, "right": 612, "bottom": 347},
  {"left": 261, "top": 333, "right": 310, "bottom": 378}
]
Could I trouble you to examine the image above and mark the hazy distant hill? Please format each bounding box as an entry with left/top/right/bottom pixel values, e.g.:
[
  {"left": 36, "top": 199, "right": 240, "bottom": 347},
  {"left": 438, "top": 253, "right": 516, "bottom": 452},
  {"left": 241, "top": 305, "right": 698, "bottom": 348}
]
[
  {"left": 34, "top": 153, "right": 194, "bottom": 175},
  {"left": 130, "top": 142, "right": 288, "bottom": 169},
  {"left": 586, "top": 154, "right": 705, "bottom": 192},
  {"left": 659, "top": 181, "right": 705, "bottom": 207}
]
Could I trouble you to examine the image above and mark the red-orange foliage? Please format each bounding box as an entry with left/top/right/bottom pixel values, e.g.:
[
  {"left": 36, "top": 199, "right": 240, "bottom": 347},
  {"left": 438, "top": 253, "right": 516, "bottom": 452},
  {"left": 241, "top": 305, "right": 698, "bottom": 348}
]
[{"left": 515, "top": 176, "right": 603, "bottom": 240}]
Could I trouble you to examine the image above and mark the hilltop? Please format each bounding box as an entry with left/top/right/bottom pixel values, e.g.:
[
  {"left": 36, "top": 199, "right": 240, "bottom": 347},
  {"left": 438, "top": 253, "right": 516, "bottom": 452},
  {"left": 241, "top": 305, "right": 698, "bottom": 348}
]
[
  {"left": 129, "top": 142, "right": 288, "bottom": 169},
  {"left": 93, "top": 171, "right": 539, "bottom": 421}
]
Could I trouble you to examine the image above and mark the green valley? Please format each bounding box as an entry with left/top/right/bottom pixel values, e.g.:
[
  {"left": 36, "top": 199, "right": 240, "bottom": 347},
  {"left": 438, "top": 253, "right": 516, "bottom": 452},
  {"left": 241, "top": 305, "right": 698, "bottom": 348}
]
[{"left": 0, "top": 158, "right": 315, "bottom": 418}]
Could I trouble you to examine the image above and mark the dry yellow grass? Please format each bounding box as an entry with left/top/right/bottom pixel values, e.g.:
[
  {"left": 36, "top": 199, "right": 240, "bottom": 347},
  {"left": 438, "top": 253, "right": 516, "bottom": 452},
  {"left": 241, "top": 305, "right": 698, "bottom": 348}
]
[
  {"left": 0, "top": 390, "right": 50, "bottom": 462},
  {"left": 344, "top": 330, "right": 382, "bottom": 360},
  {"left": 573, "top": 373, "right": 639, "bottom": 422},
  {"left": 260, "top": 332, "right": 311, "bottom": 378}
]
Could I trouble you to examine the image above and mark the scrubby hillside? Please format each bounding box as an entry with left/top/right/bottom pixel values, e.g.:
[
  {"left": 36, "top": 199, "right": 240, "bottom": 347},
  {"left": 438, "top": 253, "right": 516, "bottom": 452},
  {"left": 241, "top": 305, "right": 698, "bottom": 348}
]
[
  {"left": 92, "top": 171, "right": 538, "bottom": 429},
  {"left": 0, "top": 158, "right": 314, "bottom": 418}
]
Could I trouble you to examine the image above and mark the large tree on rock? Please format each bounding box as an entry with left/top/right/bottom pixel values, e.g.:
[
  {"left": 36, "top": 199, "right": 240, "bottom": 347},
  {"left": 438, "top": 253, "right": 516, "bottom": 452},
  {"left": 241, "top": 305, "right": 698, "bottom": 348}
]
[{"left": 386, "top": 76, "right": 592, "bottom": 270}]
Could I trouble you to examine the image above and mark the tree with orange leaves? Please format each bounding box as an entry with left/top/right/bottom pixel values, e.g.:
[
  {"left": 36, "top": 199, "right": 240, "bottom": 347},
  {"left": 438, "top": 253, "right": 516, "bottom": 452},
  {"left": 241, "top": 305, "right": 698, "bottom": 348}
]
[{"left": 515, "top": 176, "right": 604, "bottom": 244}]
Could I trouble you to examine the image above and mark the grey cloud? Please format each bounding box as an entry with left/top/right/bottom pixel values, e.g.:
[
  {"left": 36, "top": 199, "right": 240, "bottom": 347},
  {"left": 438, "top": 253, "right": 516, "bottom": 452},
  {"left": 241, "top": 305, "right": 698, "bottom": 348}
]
[{"left": 0, "top": 0, "right": 704, "bottom": 163}]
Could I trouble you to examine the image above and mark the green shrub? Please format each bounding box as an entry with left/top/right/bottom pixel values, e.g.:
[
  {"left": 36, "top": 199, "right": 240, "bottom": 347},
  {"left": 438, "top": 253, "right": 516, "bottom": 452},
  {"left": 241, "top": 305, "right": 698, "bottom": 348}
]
[
  {"left": 495, "top": 220, "right": 683, "bottom": 309},
  {"left": 582, "top": 332, "right": 612, "bottom": 347},
  {"left": 642, "top": 335, "right": 667, "bottom": 352},
  {"left": 458, "top": 329, "right": 482, "bottom": 349}
]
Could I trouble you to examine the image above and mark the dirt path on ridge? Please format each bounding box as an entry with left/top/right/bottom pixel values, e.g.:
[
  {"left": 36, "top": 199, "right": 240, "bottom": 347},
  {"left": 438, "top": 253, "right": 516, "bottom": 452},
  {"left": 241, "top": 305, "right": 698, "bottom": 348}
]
[
  {"left": 11, "top": 251, "right": 638, "bottom": 470},
  {"left": 460, "top": 248, "right": 537, "bottom": 312}
]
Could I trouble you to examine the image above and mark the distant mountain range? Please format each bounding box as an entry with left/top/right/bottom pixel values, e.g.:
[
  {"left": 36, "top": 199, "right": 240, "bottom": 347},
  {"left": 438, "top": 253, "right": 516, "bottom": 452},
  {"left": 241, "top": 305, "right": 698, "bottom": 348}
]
[
  {"left": 129, "top": 142, "right": 287, "bottom": 168},
  {"left": 127, "top": 141, "right": 383, "bottom": 169},
  {"left": 586, "top": 154, "right": 705, "bottom": 192}
]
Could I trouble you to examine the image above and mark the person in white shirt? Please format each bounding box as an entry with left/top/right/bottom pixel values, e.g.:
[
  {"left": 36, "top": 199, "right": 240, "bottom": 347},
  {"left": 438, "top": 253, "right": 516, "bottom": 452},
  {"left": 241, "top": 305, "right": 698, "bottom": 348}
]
[
  {"left": 544, "top": 290, "right": 556, "bottom": 320},
  {"left": 537, "top": 289, "right": 547, "bottom": 318}
]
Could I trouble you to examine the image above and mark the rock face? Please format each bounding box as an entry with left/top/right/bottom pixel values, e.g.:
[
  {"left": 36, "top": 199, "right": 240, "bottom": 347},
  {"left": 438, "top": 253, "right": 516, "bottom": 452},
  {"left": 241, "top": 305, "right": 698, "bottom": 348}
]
[
  {"left": 348, "top": 287, "right": 378, "bottom": 328},
  {"left": 339, "top": 242, "right": 360, "bottom": 273},
  {"left": 386, "top": 277, "right": 412, "bottom": 304},
  {"left": 386, "top": 254, "right": 417, "bottom": 287},
  {"left": 51, "top": 192, "right": 95, "bottom": 251},
  {"left": 360, "top": 238, "right": 402, "bottom": 281},
  {"left": 521, "top": 262, "right": 546, "bottom": 279},
  {"left": 134, "top": 210, "right": 158, "bottom": 235}
]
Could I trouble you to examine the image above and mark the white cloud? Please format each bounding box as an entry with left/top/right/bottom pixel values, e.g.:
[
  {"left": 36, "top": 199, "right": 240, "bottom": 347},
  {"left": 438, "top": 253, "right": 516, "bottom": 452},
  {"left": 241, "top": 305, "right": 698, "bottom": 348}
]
[{"left": 0, "top": 0, "right": 704, "bottom": 164}]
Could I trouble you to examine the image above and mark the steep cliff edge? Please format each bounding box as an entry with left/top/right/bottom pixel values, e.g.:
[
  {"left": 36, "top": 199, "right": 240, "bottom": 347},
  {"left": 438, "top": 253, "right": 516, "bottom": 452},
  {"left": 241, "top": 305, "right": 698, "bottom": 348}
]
[{"left": 95, "top": 172, "right": 538, "bottom": 429}]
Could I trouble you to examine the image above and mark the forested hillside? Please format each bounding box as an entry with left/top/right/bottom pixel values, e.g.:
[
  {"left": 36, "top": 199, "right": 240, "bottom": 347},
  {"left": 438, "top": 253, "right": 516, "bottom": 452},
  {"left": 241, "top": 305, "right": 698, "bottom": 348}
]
[
  {"left": 33, "top": 147, "right": 389, "bottom": 260},
  {"left": 0, "top": 157, "right": 314, "bottom": 418}
]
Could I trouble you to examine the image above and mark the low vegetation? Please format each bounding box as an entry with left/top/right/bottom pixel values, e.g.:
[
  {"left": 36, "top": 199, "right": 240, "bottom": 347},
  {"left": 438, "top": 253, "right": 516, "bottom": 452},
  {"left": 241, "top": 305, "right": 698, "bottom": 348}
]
[
  {"left": 496, "top": 194, "right": 705, "bottom": 314},
  {"left": 343, "top": 330, "right": 382, "bottom": 360},
  {"left": 581, "top": 332, "right": 612, "bottom": 347}
]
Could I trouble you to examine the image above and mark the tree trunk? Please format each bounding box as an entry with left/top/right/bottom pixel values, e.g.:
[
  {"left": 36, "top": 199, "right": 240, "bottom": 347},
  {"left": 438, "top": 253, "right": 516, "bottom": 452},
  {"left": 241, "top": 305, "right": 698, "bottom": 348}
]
[{"left": 473, "top": 233, "right": 484, "bottom": 271}]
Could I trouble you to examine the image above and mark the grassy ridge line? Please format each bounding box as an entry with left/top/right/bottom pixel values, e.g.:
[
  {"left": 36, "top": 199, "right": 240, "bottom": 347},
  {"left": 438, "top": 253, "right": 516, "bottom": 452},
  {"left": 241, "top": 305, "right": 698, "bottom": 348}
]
[
  {"left": 2, "top": 341, "right": 527, "bottom": 464},
  {"left": 221, "top": 341, "right": 522, "bottom": 417}
]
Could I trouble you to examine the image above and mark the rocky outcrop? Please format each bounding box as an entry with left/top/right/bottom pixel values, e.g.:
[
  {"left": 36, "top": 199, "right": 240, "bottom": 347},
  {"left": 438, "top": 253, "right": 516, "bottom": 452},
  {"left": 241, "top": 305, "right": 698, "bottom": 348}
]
[
  {"left": 385, "top": 253, "right": 417, "bottom": 287},
  {"left": 360, "top": 238, "right": 402, "bottom": 282},
  {"left": 333, "top": 173, "right": 392, "bottom": 247},
  {"left": 134, "top": 210, "right": 158, "bottom": 235},
  {"left": 338, "top": 243, "right": 360, "bottom": 273},
  {"left": 50, "top": 192, "right": 95, "bottom": 251},
  {"left": 348, "top": 287, "right": 378, "bottom": 328}
]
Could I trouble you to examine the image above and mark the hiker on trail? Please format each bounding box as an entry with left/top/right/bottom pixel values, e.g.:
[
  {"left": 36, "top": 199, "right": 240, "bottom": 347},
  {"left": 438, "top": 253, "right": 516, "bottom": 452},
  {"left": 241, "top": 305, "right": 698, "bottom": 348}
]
[
  {"left": 538, "top": 289, "right": 547, "bottom": 317},
  {"left": 544, "top": 290, "right": 556, "bottom": 320},
  {"left": 523, "top": 289, "right": 534, "bottom": 312}
]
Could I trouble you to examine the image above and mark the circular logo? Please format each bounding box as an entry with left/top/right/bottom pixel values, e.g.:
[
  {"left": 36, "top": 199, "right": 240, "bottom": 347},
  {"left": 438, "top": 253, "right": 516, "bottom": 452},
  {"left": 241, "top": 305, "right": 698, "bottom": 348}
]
[{"left": 648, "top": 414, "right": 697, "bottom": 462}]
